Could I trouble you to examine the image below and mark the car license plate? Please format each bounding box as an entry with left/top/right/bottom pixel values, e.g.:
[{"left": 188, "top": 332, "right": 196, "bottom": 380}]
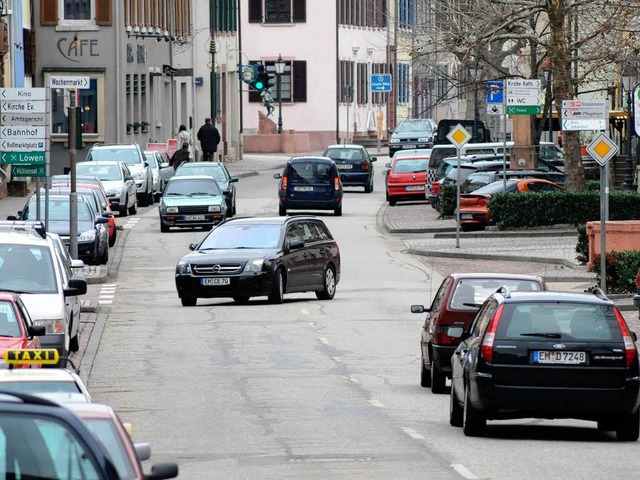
[
  {"left": 295, "top": 186, "right": 313, "bottom": 192},
  {"left": 201, "top": 277, "right": 230, "bottom": 286},
  {"left": 533, "top": 350, "right": 586, "bottom": 364},
  {"left": 405, "top": 185, "right": 425, "bottom": 191},
  {"left": 336, "top": 164, "right": 353, "bottom": 169},
  {"left": 184, "top": 215, "right": 205, "bottom": 221},
  {"left": 460, "top": 213, "right": 473, "bottom": 219},
  {"left": 404, "top": 144, "right": 415, "bottom": 149}
]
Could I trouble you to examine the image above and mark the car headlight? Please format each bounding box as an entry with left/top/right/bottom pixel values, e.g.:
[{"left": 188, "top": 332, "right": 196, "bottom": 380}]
[
  {"left": 418, "top": 137, "right": 431, "bottom": 142},
  {"left": 390, "top": 138, "right": 400, "bottom": 143},
  {"left": 176, "top": 261, "right": 192, "bottom": 275},
  {"left": 78, "top": 230, "right": 96, "bottom": 242},
  {"left": 243, "top": 259, "right": 265, "bottom": 272},
  {"left": 107, "top": 186, "right": 123, "bottom": 196},
  {"left": 33, "top": 319, "right": 64, "bottom": 334},
  {"left": 133, "top": 171, "right": 145, "bottom": 180},
  {"left": 166, "top": 207, "right": 179, "bottom": 213},
  {"left": 208, "top": 205, "right": 221, "bottom": 212}
]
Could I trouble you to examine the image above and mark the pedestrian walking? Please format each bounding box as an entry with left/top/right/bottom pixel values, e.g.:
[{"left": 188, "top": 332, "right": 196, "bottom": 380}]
[
  {"left": 170, "top": 142, "right": 191, "bottom": 170},
  {"left": 177, "top": 125, "right": 193, "bottom": 161},
  {"left": 197, "top": 118, "right": 221, "bottom": 162}
]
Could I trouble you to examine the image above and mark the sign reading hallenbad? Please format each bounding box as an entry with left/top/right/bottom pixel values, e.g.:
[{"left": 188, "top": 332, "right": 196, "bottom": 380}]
[{"left": 0, "top": 88, "right": 48, "bottom": 177}]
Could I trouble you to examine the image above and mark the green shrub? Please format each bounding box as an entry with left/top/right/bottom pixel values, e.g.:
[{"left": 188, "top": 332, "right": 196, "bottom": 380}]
[
  {"left": 575, "top": 225, "right": 588, "bottom": 264},
  {"left": 439, "top": 184, "right": 457, "bottom": 218},
  {"left": 591, "top": 251, "right": 640, "bottom": 294},
  {"left": 585, "top": 180, "right": 600, "bottom": 191}
]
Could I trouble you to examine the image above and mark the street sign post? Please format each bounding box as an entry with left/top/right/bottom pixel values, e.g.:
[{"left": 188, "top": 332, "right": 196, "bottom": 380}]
[
  {"left": 1, "top": 113, "right": 46, "bottom": 126},
  {"left": 586, "top": 132, "right": 618, "bottom": 166},
  {"left": 0, "top": 152, "right": 46, "bottom": 165},
  {"left": 49, "top": 76, "right": 90, "bottom": 89},
  {"left": 486, "top": 81, "right": 504, "bottom": 104},
  {"left": 561, "top": 100, "right": 607, "bottom": 131},
  {"left": 11, "top": 165, "right": 46, "bottom": 178},
  {"left": 446, "top": 124, "right": 472, "bottom": 249},
  {"left": 0, "top": 88, "right": 46, "bottom": 101},
  {"left": 487, "top": 104, "right": 504, "bottom": 115},
  {"left": 634, "top": 86, "right": 640, "bottom": 137},
  {"left": 370, "top": 74, "right": 392, "bottom": 92},
  {"left": 506, "top": 79, "right": 542, "bottom": 115},
  {"left": 1, "top": 100, "right": 46, "bottom": 113}
]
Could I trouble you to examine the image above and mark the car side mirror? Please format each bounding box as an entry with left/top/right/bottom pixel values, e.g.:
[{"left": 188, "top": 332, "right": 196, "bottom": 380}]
[
  {"left": 102, "top": 211, "right": 113, "bottom": 217},
  {"left": 161, "top": 162, "right": 170, "bottom": 168},
  {"left": 447, "top": 327, "right": 465, "bottom": 339},
  {"left": 65, "top": 277, "right": 88, "bottom": 297},
  {"left": 632, "top": 331, "right": 638, "bottom": 342},
  {"left": 229, "top": 177, "right": 238, "bottom": 183},
  {"left": 134, "top": 442, "right": 151, "bottom": 461},
  {"left": 382, "top": 170, "right": 388, "bottom": 176},
  {"left": 411, "top": 305, "right": 428, "bottom": 314},
  {"left": 370, "top": 157, "right": 377, "bottom": 162},
  {"left": 125, "top": 175, "right": 134, "bottom": 181},
  {"left": 144, "top": 161, "right": 149, "bottom": 168},
  {"left": 29, "top": 325, "right": 46, "bottom": 337},
  {"left": 188, "top": 242, "right": 198, "bottom": 251},
  {"left": 96, "top": 217, "right": 109, "bottom": 224},
  {"left": 287, "top": 239, "right": 304, "bottom": 251},
  {"left": 385, "top": 162, "right": 391, "bottom": 168},
  {"left": 273, "top": 173, "right": 282, "bottom": 179},
  {"left": 71, "top": 259, "right": 85, "bottom": 269},
  {"left": 6, "top": 215, "right": 17, "bottom": 221},
  {"left": 146, "top": 463, "right": 179, "bottom": 480}
]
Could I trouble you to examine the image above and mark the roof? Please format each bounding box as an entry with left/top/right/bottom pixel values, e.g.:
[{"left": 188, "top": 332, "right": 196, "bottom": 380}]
[
  {"left": 324, "top": 144, "right": 366, "bottom": 150},
  {"left": 224, "top": 216, "right": 319, "bottom": 226},
  {"left": 288, "top": 156, "right": 334, "bottom": 163},
  {"left": 0, "top": 291, "right": 20, "bottom": 302},
  {"left": 65, "top": 402, "right": 116, "bottom": 418},
  {"left": 168, "top": 175, "right": 217, "bottom": 182},
  {"left": 176, "top": 162, "right": 223, "bottom": 167},
  {"left": 90, "top": 143, "right": 138, "bottom": 149},
  {"left": 497, "top": 290, "right": 613, "bottom": 305},
  {"left": 78, "top": 160, "right": 123, "bottom": 166},
  {"left": 0, "top": 368, "right": 80, "bottom": 382},
  {"left": 450, "top": 272, "right": 544, "bottom": 281}
]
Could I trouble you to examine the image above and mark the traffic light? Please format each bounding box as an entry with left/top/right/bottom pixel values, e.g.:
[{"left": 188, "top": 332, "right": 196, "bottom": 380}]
[{"left": 251, "top": 64, "right": 272, "bottom": 92}]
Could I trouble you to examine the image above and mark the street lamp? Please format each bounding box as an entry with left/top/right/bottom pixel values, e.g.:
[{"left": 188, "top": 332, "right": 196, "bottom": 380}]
[
  {"left": 275, "top": 54, "right": 285, "bottom": 134},
  {"left": 621, "top": 72, "right": 636, "bottom": 189},
  {"left": 469, "top": 63, "right": 483, "bottom": 142},
  {"left": 543, "top": 66, "right": 553, "bottom": 142}
]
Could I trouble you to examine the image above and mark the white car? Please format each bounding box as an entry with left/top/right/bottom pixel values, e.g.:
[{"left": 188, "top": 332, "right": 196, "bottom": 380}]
[
  {"left": 0, "top": 367, "right": 91, "bottom": 401},
  {"left": 86, "top": 143, "right": 154, "bottom": 206},
  {"left": 144, "top": 150, "right": 174, "bottom": 200},
  {"left": 76, "top": 160, "right": 138, "bottom": 216},
  {"left": 0, "top": 221, "right": 87, "bottom": 367}
]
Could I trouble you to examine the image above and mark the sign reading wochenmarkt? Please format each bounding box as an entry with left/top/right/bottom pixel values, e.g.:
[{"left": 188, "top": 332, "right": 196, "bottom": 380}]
[{"left": 49, "top": 76, "right": 90, "bottom": 89}]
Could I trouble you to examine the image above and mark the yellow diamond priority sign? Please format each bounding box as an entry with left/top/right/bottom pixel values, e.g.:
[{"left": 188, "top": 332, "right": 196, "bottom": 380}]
[
  {"left": 586, "top": 132, "right": 619, "bottom": 167},
  {"left": 446, "top": 124, "right": 472, "bottom": 149}
]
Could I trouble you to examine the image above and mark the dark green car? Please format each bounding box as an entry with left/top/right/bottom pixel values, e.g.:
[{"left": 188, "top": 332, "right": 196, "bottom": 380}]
[{"left": 174, "top": 162, "right": 238, "bottom": 217}]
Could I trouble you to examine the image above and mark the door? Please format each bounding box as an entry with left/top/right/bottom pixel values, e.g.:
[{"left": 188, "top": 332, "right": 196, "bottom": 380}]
[
  {"left": 282, "top": 223, "right": 307, "bottom": 290},
  {"left": 297, "top": 221, "right": 326, "bottom": 288}
]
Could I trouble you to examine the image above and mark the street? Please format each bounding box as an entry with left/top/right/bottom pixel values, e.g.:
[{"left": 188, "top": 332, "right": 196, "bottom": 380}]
[{"left": 75, "top": 160, "right": 640, "bottom": 479}]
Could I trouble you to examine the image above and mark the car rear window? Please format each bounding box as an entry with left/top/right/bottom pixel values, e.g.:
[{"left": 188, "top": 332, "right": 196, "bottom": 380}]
[
  {"left": 450, "top": 279, "right": 542, "bottom": 310},
  {"left": 392, "top": 158, "right": 428, "bottom": 174},
  {"left": 288, "top": 161, "right": 335, "bottom": 184},
  {"left": 496, "top": 303, "right": 622, "bottom": 341},
  {"left": 324, "top": 149, "right": 364, "bottom": 161},
  {"left": 88, "top": 148, "right": 140, "bottom": 165}
]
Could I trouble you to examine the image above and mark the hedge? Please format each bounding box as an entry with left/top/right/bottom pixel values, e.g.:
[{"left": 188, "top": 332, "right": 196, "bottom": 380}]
[{"left": 591, "top": 251, "right": 640, "bottom": 294}]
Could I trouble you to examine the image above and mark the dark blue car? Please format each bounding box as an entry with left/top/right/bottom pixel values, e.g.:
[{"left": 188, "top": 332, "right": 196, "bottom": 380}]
[{"left": 322, "top": 144, "right": 376, "bottom": 193}]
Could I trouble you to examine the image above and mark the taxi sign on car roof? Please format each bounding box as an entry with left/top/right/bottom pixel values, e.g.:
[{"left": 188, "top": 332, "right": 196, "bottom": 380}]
[
  {"left": 446, "top": 124, "right": 472, "bottom": 149},
  {"left": 4, "top": 349, "right": 60, "bottom": 365}
]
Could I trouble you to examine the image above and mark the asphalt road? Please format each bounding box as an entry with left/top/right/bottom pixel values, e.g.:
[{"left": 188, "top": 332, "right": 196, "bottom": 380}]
[{"left": 75, "top": 163, "right": 640, "bottom": 480}]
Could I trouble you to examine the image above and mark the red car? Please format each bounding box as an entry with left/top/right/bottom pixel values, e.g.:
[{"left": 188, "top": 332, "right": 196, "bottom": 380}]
[
  {"left": 384, "top": 155, "right": 429, "bottom": 206},
  {"left": 458, "top": 178, "right": 563, "bottom": 231},
  {"left": 411, "top": 273, "right": 546, "bottom": 393},
  {"left": 0, "top": 292, "right": 45, "bottom": 368}
]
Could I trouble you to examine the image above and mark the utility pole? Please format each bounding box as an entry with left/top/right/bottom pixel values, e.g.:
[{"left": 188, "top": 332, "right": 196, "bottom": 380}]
[
  {"left": 210, "top": 2, "right": 217, "bottom": 126},
  {"left": 69, "top": 90, "right": 78, "bottom": 259}
]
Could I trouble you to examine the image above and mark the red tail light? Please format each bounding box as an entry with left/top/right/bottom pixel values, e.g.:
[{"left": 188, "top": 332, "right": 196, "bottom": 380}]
[
  {"left": 334, "top": 178, "right": 341, "bottom": 191},
  {"left": 614, "top": 308, "right": 637, "bottom": 367},
  {"left": 282, "top": 176, "right": 288, "bottom": 190},
  {"left": 431, "top": 182, "right": 442, "bottom": 195},
  {"left": 361, "top": 162, "right": 369, "bottom": 170},
  {"left": 476, "top": 197, "right": 488, "bottom": 206},
  {"left": 481, "top": 305, "right": 504, "bottom": 364},
  {"left": 434, "top": 326, "right": 459, "bottom": 345}
]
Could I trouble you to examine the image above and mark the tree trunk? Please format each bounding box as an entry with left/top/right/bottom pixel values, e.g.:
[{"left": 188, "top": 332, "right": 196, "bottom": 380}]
[{"left": 548, "top": 0, "right": 585, "bottom": 192}]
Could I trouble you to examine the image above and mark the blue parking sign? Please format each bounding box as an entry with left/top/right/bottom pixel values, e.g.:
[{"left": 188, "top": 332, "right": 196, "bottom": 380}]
[{"left": 486, "top": 81, "right": 504, "bottom": 104}]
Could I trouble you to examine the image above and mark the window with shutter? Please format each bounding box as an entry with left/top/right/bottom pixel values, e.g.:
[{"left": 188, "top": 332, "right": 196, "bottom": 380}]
[
  {"left": 96, "top": 0, "right": 112, "bottom": 25},
  {"left": 248, "top": 0, "right": 262, "bottom": 23},
  {"left": 292, "top": 61, "right": 306, "bottom": 103},
  {"left": 41, "top": 0, "right": 58, "bottom": 26},
  {"left": 292, "top": 0, "right": 305, "bottom": 22}
]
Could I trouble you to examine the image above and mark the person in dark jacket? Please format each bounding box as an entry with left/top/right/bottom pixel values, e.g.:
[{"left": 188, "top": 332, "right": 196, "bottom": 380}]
[
  {"left": 197, "top": 118, "right": 221, "bottom": 162},
  {"left": 170, "top": 142, "right": 191, "bottom": 170}
]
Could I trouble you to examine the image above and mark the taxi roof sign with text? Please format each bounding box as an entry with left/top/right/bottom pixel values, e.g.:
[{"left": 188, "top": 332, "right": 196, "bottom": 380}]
[{"left": 4, "top": 349, "right": 60, "bottom": 365}]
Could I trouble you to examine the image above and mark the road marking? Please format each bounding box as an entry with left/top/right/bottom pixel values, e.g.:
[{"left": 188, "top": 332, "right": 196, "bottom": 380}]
[
  {"left": 369, "top": 399, "right": 384, "bottom": 408},
  {"left": 318, "top": 337, "right": 329, "bottom": 345},
  {"left": 451, "top": 464, "right": 480, "bottom": 480},
  {"left": 98, "top": 284, "right": 117, "bottom": 305},
  {"left": 122, "top": 218, "right": 139, "bottom": 229},
  {"left": 401, "top": 427, "right": 424, "bottom": 440}
]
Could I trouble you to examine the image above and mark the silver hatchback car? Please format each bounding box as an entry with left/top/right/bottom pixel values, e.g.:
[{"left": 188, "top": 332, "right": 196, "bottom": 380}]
[{"left": 76, "top": 161, "right": 138, "bottom": 216}]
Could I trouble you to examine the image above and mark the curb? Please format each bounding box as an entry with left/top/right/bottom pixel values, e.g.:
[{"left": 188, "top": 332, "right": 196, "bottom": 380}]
[{"left": 79, "top": 313, "right": 108, "bottom": 388}]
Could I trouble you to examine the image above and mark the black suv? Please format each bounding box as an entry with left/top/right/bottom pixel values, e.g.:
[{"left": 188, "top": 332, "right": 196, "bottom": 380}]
[{"left": 449, "top": 287, "right": 640, "bottom": 439}]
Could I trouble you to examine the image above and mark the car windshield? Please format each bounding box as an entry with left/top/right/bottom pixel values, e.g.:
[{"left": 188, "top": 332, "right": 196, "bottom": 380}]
[
  {"left": 77, "top": 164, "right": 122, "bottom": 181},
  {"left": 0, "top": 381, "right": 80, "bottom": 394},
  {"left": 144, "top": 153, "right": 158, "bottom": 168},
  {"left": 165, "top": 179, "right": 221, "bottom": 196},
  {"left": 288, "top": 161, "right": 335, "bottom": 184},
  {"left": 81, "top": 418, "right": 137, "bottom": 479},
  {"left": 0, "top": 244, "right": 57, "bottom": 293},
  {"left": 26, "top": 199, "right": 93, "bottom": 222},
  {"left": 0, "top": 412, "right": 103, "bottom": 479},
  {"left": 450, "top": 278, "right": 542, "bottom": 310},
  {"left": 0, "top": 301, "right": 21, "bottom": 337},
  {"left": 323, "top": 148, "right": 364, "bottom": 161},
  {"left": 428, "top": 147, "right": 457, "bottom": 168},
  {"left": 472, "top": 180, "right": 519, "bottom": 194},
  {"left": 497, "top": 303, "right": 622, "bottom": 341},
  {"left": 392, "top": 158, "right": 428, "bottom": 174},
  {"left": 175, "top": 165, "right": 227, "bottom": 183},
  {"left": 200, "top": 224, "right": 282, "bottom": 249},
  {"left": 88, "top": 148, "right": 140, "bottom": 165},
  {"left": 395, "top": 119, "right": 434, "bottom": 133}
]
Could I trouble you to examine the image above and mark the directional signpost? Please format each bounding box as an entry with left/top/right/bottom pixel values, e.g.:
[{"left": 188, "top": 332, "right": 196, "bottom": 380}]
[
  {"left": 506, "top": 79, "right": 542, "bottom": 114},
  {"left": 586, "top": 132, "right": 620, "bottom": 293},
  {"left": 447, "top": 124, "right": 472, "bottom": 249},
  {"left": 370, "top": 74, "right": 392, "bottom": 92},
  {"left": 561, "top": 100, "right": 607, "bottom": 131}
]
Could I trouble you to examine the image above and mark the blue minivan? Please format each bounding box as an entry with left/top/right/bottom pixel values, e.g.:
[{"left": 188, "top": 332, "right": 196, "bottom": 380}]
[{"left": 273, "top": 157, "right": 343, "bottom": 216}]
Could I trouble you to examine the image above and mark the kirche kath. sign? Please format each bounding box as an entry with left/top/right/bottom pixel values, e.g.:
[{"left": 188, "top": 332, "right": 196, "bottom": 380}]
[{"left": 505, "top": 79, "right": 542, "bottom": 115}]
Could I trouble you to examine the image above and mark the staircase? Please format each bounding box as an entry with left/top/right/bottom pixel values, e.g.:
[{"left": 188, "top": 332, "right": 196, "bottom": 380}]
[{"left": 352, "top": 131, "right": 387, "bottom": 149}]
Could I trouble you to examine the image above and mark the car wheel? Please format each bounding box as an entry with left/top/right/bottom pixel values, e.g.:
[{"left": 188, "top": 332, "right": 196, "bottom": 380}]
[
  {"left": 389, "top": 198, "right": 397, "bottom": 207},
  {"left": 463, "top": 386, "right": 486, "bottom": 437},
  {"left": 364, "top": 181, "right": 372, "bottom": 193},
  {"left": 616, "top": 410, "right": 640, "bottom": 441},
  {"left": 431, "top": 361, "right": 447, "bottom": 394},
  {"left": 268, "top": 269, "right": 284, "bottom": 304},
  {"left": 100, "top": 243, "right": 109, "bottom": 265},
  {"left": 334, "top": 206, "right": 342, "bottom": 216},
  {"left": 233, "top": 296, "right": 250, "bottom": 304},
  {"left": 120, "top": 196, "right": 129, "bottom": 217},
  {"left": 420, "top": 354, "right": 431, "bottom": 387},
  {"left": 160, "top": 221, "right": 170, "bottom": 233},
  {"left": 232, "top": 198, "right": 237, "bottom": 216},
  {"left": 315, "top": 265, "right": 336, "bottom": 300},
  {"left": 109, "top": 228, "right": 117, "bottom": 247},
  {"left": 461, "top": 224, "right": 474, "bottom": 232},
  {"left": 450, "top": 386, "right": 464, "bottom": 427},
  {"left": 181, "top": 297, "right": 197, "bottom": 307},
  {"left": 129, "top": 198, "right": 138, "bottom": 215},
  {"left": 147, "top": 184, "right": 154, "bottom": 205},
  {"left": 279, "top": 206, "right": 287, "bottom": 216}
]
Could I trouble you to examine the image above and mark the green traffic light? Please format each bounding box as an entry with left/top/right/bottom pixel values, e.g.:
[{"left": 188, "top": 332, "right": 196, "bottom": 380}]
[{"left": 255, "top": 81, "right": 264, "bottom": 90}]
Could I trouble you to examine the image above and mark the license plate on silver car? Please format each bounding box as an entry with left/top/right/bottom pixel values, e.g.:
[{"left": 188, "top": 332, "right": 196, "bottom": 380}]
[
  {"left": 533, "top": 350, "right": 586, "bottom": 364},
  {"left": 201, "top": 277, "right": 230, "bottom": 286},
  {"left": 184, "top": 215, "right": 205, "bottom": 221}
]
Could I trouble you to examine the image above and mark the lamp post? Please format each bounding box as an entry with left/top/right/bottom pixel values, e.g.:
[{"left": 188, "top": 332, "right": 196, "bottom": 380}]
[
  {"left": 543, "top": 66, "right": 553, "bottom": 142},
  {"left": 275, "top": 54, "right": 285, "bottom": 134},
  {"left": 621, "top": 73, "right": 636, "bottom": 189},
  {"left": 469, "top": 63, "right": 483, "bottom": 141}
]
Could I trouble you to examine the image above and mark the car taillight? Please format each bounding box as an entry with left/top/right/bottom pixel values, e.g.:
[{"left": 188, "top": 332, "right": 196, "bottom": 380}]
[
  {"left": 476, "top": 197, "right": 488, "bottom": 206},
  {"left": 361, "top": 162, "right": 369, "bottom": 170},
  {"left": 434, "top": 326, "right": 459, "bottom": 345},
  {"left": 481, "top": 305, "right": 504, "bottom": 364},
  {"left": 282, "top": 176, "right": 288, "bottom": 190},
  {"left": 432, "top": 182, "right": 441, "bottom": 194},
  {"left": 614, "top": 308, "right": 637, "bottom": 367},
  {"left": 334, "top": 178, "right": 341, "bottom": 191}
]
